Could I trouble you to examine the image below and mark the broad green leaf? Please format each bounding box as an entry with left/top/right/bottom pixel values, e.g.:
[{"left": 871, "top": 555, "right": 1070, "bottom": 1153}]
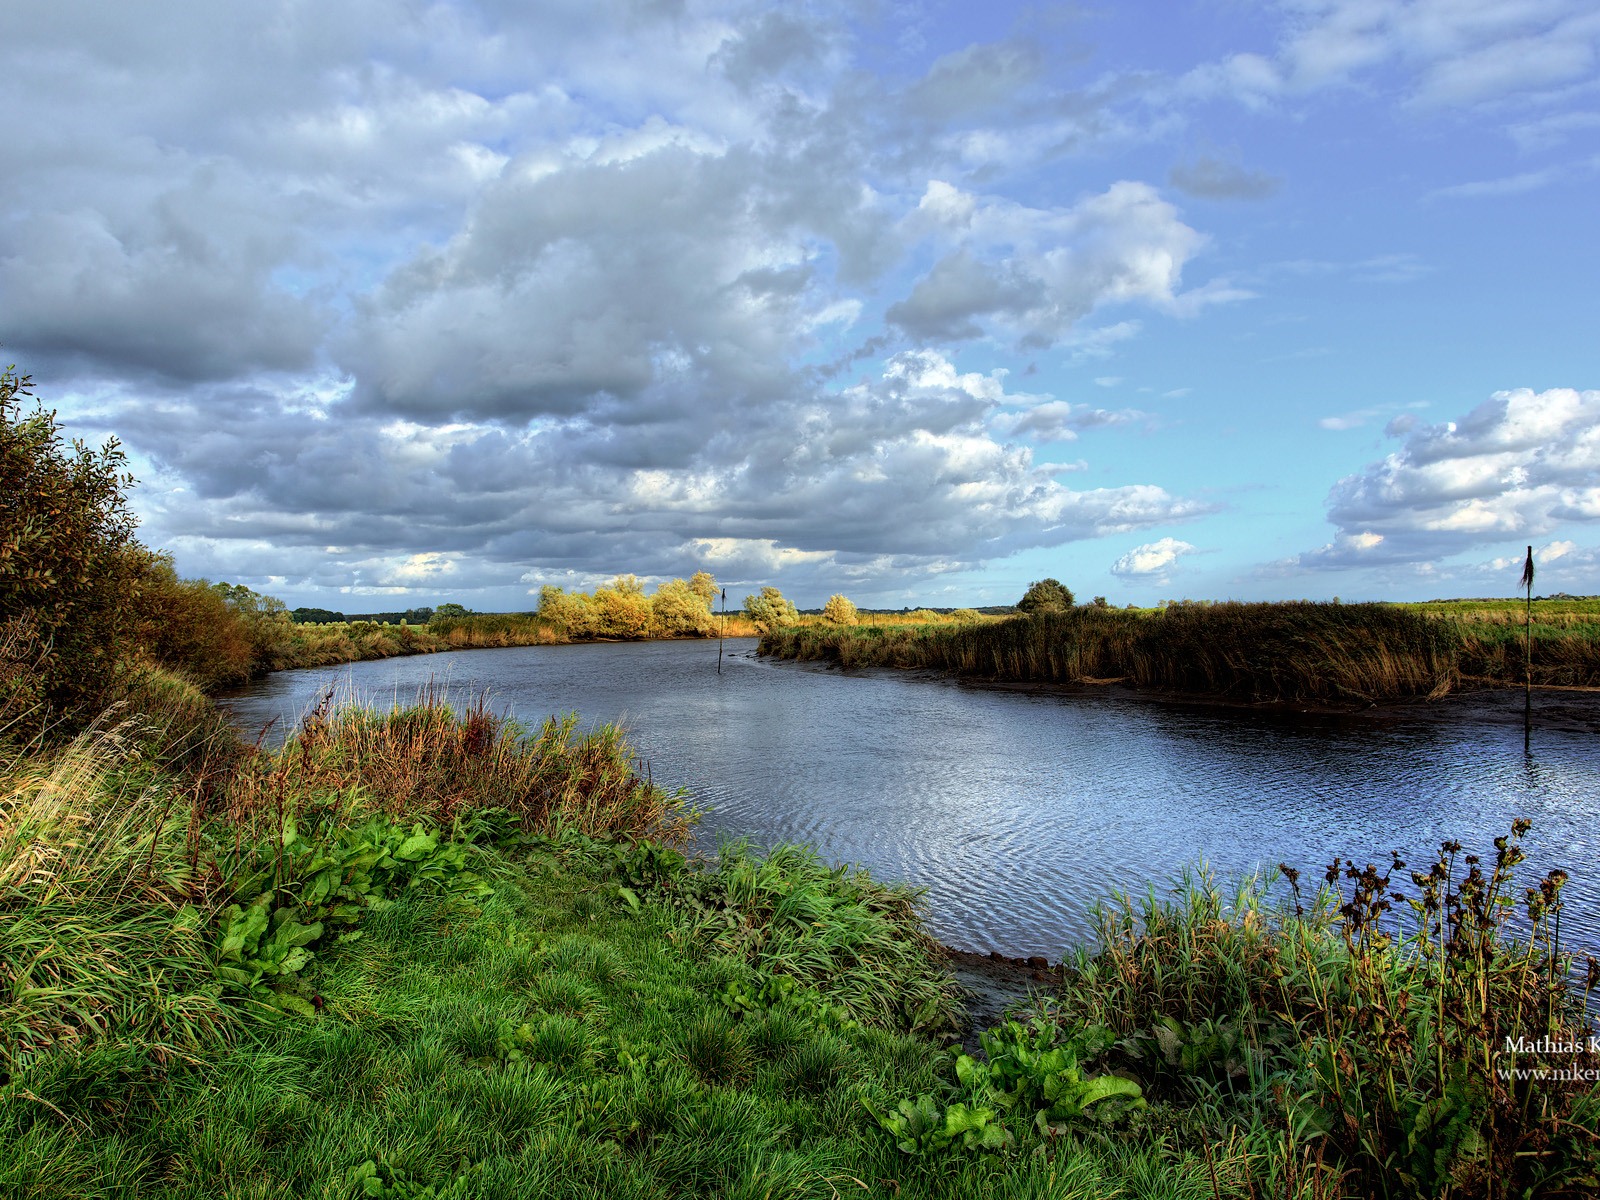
[{"left": 395, "top": 832, "right": 437, "bottom": 861}]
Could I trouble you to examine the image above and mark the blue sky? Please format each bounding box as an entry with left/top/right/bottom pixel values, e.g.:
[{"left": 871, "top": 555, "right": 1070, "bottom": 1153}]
[{"left": 3, "top": 0, "right": 1596, "bottom": 609}]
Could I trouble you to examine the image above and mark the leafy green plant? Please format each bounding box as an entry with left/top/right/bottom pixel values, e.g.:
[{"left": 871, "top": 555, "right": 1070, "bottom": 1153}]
[
  {"left": 211, "top": 814, "right": 491, "bottom": 1015},
  {"left": 950, "top": 1017, "right": 1145, "bottom": 1139},
  {"left": 863, "top": 1092, "right": 1011, "bottom": 1155},
  {"left": 349, "top": 1158, "right": 481, "bottom": 1199}
]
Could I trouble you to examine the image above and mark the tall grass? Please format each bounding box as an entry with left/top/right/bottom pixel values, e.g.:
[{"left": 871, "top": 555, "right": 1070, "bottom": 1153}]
[
  {"left": 238, "top": 689, "right": 688, "bottom": 842},
  {"left": 0, "top": 720, "right": 230, "bottom": 1073},
  {"left": 763, "top": 602, "right": 1600, "bottom": 704},
  {"left": 1058, "top": 827, "right": 1600, "bottom": 1198},
  {"left": 677, "top": 841, "right": 963, "bottom": 1033}
]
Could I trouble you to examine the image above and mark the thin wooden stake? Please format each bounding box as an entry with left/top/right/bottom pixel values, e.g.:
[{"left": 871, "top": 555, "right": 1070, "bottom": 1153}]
[
  {"left": 717, "top": 587, "right": 726, "bottom": 675},
  {"left": 1521, "top": 544, "right": 1534, "bottom": 748}
]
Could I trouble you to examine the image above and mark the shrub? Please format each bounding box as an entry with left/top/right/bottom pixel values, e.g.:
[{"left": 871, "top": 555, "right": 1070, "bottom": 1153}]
[
  {"left": 651, "top": 578, "right": 715, "bottom": 636},
  {"left": 0, "top": 366, "right": 144, "bottom": 727},
  {"left": 536, "top": 586, "right": 598, "bottom": 637},
  {"left": 1016, "top": 578, "right": 1073, "bottom": 615},
  {"left": 593, "top": 582, "right": 658, "bottom": 638},
  {"left": 821, "top": 594, "right": 858, "bottom": 626},
  {"left": 744, "top": 586, "right": 798, "bottom": 632},
  {"left": 132, "top": 558, "right": 257, "bottom": 689}
]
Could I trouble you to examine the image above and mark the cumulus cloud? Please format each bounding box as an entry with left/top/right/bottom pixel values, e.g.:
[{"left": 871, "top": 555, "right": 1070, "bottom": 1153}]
[
  {"left": 1288, "top": 388, "right": 1600, "bottom": 570},
  {"left": 4, "top": 0, "right": 1242, "bottom": 604},
  {"left": 1111, "top": 537, "right": 1197, "bottom": 580},
  {"left": 888, "top": 180, "right": 1242, "bottom": 346},
  {"left": 108, "top": 350, "right": 1211, "bottom": 601}
]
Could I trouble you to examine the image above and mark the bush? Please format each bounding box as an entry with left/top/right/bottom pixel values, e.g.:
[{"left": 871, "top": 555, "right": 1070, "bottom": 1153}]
[
  {"left": 0, "top": 366, "right": 145, "bottom": 727},
  {"left": 744, "top": 585, "right": 798, "bottom": 632},
  {"left": 651, "top": 578, "right": 715, "bottom": 636},
  {"left": 593, "top": 581, "right": 658, "bottom": 638},
  {"left": 132, "top": 558, "right": 257, "bottom": 689},
  {"left": 1016, "top": 578, "right": 1073, "bottom": 615},
  {"left": 821, "top": 594, "right": 858, "bottom": 626}
]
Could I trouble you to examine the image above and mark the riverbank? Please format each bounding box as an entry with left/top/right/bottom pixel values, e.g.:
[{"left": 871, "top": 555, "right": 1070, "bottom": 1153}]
[
  {"left": 4, "top": 683, "right": 1596, "bottom": 1199},
  {"left": 760, "top": 601, "right": 1600, "bottom": 707},
  {"left": 233, "top": 611, "right": 764, "bottom": 680}
]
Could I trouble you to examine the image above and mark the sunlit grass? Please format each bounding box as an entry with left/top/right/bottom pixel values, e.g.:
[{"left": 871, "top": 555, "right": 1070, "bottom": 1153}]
[{"left": 762, "top": 601, "right": 1600, "bottom": 702}]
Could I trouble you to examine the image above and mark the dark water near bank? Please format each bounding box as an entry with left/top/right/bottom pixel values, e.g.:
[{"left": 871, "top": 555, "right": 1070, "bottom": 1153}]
[{"left": 219, "top": 639, "right": 1600, "bottom": 961}]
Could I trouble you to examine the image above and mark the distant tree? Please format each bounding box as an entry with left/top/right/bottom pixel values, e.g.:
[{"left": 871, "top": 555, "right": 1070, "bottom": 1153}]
[
  {"left": 403, "top": 606, "right": 434, "bottom": 624},
  {"left": 209, "top": 581, "right": 287, "bottom": 621},
  {"left": 593, "top": 582, "right": 656, "bottom": 638},
  {"left": 951, "top": 608, "right": 981, "bottom": 623},
  {"left": 652, "top": 578, "right": 715, "bottom": 636},
  {"left": 1016, "top": 578, "right": 1074, "bottom": 615},
  {"left": 821, "top": 594, "right": 858, "bottom": 626},
  {"left": 434, "top": 602, "right": 471, "bottom": 619},
  {"left": 744, "top": 585, "right": 798, "bottom": 631},
  {"left": 292, "top": 607, "right": 347, "bottom": 624},
  {"left": 1090, "top": 596, "right": 1109, "bottom": 609},
  {"left": 611, "top": 574, "right": 645, "bottom": 596},
  {"left": 688, "top": 570, "right": 718, "bottom": 609}
]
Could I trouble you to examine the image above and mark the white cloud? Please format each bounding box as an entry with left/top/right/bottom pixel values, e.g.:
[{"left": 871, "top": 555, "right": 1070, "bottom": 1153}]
[
  {"left": 1007, "top": 401, "right": 1148, "bottom": 443},
  {"left": 1277, "top": 0, "right": 1600, "bottom": 106},
  {"left": 887, "top": 180, "right": 1241, "bottom": 345},
  {"left": 1289, "top": 387, "right": 1600, "bottom": 570},
  {"left": 1427, "top": 159, "right": 1597, "bottom": 200},
  {"left": 1111, "top": 537, "right": 1198, "bottom": 580}
]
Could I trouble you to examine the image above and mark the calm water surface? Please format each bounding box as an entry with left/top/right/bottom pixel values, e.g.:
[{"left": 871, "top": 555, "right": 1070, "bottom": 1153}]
[{"left": 219, "top": 639, "right": 1600, "bottom": 959}]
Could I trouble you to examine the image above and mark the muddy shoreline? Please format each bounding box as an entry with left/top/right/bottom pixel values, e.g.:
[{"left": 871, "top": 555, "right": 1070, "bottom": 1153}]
[{"left": 939, "top": 946, "right": 1063, "bottom": 1052}]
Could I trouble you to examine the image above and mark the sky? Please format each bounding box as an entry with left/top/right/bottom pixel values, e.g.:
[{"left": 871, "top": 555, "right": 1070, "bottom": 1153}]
[{"left": 3, "top": 0, "right": 1597, "bottom": 611}]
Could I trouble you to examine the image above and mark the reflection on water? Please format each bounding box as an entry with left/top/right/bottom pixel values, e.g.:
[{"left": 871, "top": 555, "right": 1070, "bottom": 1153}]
[{"left": 219, "top": 638, "right": 1600, "bottom": 959}]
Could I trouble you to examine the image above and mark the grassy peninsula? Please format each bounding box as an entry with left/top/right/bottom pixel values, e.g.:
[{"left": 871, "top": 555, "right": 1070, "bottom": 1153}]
[{"left": 759, "top": 601, "right": 1600, "bottom": 706}]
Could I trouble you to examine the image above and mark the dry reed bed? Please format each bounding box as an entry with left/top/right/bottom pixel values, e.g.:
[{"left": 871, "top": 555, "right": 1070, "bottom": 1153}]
[{"left": 761, "top": 602, "right": 1600, "bottom": 703}]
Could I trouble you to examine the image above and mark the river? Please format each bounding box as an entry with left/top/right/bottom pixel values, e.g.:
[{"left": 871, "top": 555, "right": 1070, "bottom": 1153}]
[{"left": 218, "top": 638, "right": 1600, "bottom": 961}]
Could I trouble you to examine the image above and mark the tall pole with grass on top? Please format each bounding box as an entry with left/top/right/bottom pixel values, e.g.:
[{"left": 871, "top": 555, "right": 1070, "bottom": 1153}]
[{"left": 1520, "top": 545, "right": 1535, "bottom": 744}]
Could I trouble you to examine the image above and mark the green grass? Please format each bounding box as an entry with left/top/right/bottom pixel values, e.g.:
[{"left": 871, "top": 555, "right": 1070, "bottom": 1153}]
[
  {"left": 762, "top": 601, "right": 1600, "bottom": 703},
  {"left": 0, "top": 836, "right": 1233, "bottom": 1200}
]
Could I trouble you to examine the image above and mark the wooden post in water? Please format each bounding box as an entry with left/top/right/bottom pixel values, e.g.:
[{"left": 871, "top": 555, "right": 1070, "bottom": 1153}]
[
  {"left": 1520, "top": 545, "right": 1535, "bottom": 747},
  {"left": 717, "top": 587, "right": 726, "bottom": 675}
]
